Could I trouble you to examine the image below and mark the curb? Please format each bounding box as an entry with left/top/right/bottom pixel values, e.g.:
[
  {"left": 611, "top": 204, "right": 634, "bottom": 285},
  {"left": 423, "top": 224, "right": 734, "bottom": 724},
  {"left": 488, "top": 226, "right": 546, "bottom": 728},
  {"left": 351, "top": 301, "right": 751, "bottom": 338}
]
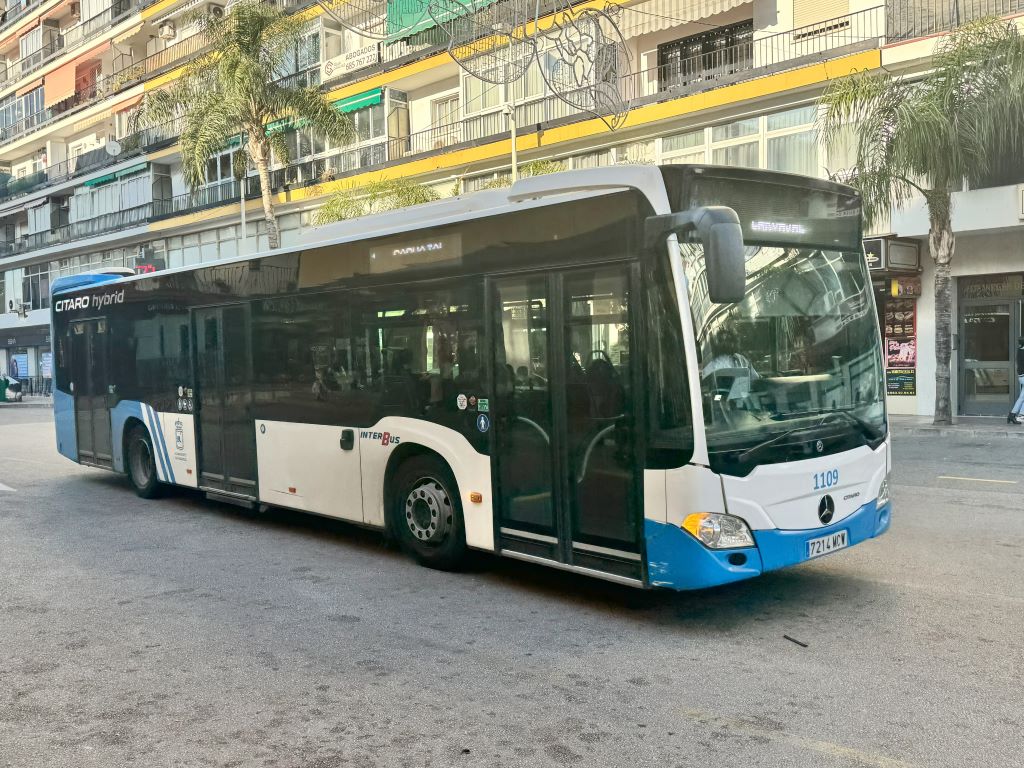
[
  {"left": 0, "top": 401, "right": 53, "bottom": 410},
  {"left": 892, "top": 426, "right": 1024, "bottom": 440}
]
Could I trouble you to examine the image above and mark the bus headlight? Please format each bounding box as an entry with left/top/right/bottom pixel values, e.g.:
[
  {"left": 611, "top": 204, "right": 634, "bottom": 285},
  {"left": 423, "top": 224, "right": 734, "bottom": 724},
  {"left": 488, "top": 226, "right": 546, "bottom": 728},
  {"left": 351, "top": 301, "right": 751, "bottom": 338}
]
[
  {"left": 682, "top": 513, "right": 754, "bottom": 549},
  {"left": 877, "top": 473, "right": 891, "bottom": 507}
]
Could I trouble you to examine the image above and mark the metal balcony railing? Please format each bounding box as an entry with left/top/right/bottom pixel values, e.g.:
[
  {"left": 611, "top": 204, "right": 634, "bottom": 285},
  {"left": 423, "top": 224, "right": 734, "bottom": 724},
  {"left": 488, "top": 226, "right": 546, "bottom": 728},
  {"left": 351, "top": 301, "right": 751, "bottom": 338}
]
[
  {"left": 0, "top": 0, "right": 45, "bottom": 37},
  {"left": 1, "top": 0, "right": 134, "bottom": 90},
  {"left": 887, "top": 0, "right": 1024, "bottom": 42},
  {"left": 0, "top": 66, "right": 145, "bottom": 147},
  {"left": 0, "top": 202, "right": 158, "bottom": 257}
]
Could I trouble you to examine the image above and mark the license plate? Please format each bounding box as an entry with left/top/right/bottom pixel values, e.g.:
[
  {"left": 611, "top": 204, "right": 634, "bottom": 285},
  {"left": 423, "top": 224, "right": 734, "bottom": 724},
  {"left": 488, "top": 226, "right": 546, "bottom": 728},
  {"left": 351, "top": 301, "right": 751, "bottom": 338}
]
[{"left": 806, "top": 530, "right": 848, "bottom": 559}]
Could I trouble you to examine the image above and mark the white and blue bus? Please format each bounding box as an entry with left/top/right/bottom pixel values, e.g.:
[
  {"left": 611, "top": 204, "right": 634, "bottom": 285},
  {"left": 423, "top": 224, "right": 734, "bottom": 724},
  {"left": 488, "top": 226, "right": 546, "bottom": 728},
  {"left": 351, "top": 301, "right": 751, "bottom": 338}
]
[{"left": 50, "top": 165, "right": 890, "bottom": 590}]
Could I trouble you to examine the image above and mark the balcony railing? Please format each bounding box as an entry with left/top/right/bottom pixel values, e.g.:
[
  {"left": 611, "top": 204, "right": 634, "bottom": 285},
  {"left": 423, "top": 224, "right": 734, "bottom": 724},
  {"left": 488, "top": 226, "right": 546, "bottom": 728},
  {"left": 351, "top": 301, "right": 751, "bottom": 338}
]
[
  {"left": 887, "top": 0, "right": 1024, "bottom": 42},
  {"left": 0, "top": 0, "right": 45, "bottom": 37},
  {"left": 0, "top": 202, "right": 158, "bottom": 257},
  {"left": 0, "top": 67, "right": 144, "bottom": 146},
  {"left": 1, "top": 0, "right": 134, "bottom": 90}
]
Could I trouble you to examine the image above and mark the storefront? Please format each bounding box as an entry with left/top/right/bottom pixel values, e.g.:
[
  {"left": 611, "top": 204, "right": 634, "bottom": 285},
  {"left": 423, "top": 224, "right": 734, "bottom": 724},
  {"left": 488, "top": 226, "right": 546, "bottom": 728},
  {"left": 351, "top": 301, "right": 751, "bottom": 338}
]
[
  {"left": 866, "top": 237, "right": 922, "bottom": 415},
  {"left": 1, "top": 324, "right": 52, "bottom": 393},
  {"left": 957, "top": 274, "right": 1024, "bottom": 416}
]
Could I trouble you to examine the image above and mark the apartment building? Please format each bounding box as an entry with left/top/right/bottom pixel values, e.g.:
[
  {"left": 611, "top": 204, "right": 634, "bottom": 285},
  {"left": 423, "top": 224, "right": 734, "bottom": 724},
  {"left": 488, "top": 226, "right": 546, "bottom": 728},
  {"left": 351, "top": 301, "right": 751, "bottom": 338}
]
[{"left": 0, "top": 0, "right": 1021, "bottom": 418}]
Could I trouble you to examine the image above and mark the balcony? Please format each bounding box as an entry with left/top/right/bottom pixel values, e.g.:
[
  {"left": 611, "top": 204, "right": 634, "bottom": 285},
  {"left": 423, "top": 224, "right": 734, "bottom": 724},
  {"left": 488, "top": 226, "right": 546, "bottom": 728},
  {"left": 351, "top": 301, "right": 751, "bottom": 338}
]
[
  {"left": 0, "top": 0, "right": 46, "bottom": 37},
  {"left": 887, "top": 0, "right": 1024, "bottom": 42},
  {"left": 0, "top": 0, "right": 135, "bottom": 90},
  {"left": 0, "top": 201, "right": 157, "bottom": 257},
  {"left": 0, "top": 68, "right": 144, "bottom": 147}
]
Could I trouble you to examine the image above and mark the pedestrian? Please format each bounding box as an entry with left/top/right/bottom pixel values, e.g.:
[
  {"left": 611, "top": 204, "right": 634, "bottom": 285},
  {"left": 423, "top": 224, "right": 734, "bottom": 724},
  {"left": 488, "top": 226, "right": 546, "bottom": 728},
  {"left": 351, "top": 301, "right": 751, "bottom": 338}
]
[{"left": 1010, "top": 337, "right": 1024, "bottom": 424}]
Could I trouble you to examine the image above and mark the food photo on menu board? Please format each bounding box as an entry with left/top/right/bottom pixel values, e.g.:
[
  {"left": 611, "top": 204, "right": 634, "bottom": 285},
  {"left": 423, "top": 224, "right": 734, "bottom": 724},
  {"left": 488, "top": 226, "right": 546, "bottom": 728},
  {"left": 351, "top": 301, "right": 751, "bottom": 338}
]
[{"left": 883, "top": 299, "right": 916, "bottom": 338}]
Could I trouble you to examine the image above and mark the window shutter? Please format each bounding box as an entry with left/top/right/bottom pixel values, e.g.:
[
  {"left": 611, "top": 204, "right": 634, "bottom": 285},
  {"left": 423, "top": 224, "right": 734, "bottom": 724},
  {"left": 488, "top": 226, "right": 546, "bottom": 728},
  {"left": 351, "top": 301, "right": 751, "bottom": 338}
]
[{"left": 793, "top": 0, "right": 850, "bottom": 30}]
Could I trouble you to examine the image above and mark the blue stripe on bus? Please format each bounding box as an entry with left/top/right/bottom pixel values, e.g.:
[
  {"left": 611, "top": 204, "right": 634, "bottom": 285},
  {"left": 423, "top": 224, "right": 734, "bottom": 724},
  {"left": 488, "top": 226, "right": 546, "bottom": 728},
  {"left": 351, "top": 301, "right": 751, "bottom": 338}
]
[
  {"left": 152, "top": 407, "right": 176, "bottom": 485},
  {"left": 645, "top": 499, "right": 891, "bottom": 591},
  {"left": 144, "top": 405, "right": 174, "bottom": 484}
]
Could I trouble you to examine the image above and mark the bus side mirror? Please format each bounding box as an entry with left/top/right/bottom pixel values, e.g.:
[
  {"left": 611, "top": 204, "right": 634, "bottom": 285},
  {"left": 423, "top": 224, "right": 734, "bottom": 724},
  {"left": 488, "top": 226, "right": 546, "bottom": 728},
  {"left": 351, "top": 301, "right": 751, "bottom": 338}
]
[
  {"left": 645, "top": 206, "right": 747, "bottom": 304},
  {"left": 697, "top": 208, "right": 746, "bottom": 304}
]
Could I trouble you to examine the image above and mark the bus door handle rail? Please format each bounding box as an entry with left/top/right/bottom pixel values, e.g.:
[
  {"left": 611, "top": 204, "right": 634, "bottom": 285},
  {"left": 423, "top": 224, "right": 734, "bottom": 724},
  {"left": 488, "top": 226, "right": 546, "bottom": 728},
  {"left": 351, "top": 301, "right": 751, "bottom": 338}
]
[{"left": 340, "top": 429, "right": 355, "bottom": 451}]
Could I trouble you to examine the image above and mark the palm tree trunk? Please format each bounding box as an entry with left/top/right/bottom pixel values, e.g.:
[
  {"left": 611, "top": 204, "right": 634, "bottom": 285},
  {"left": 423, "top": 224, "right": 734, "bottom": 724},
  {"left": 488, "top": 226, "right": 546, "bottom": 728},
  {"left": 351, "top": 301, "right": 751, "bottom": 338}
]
[
  {"left": 926, "top": 191, "right": 955, "bottom": 425},
  {"left": 249, "top": 138, "right": 280, "bottom": 250}
]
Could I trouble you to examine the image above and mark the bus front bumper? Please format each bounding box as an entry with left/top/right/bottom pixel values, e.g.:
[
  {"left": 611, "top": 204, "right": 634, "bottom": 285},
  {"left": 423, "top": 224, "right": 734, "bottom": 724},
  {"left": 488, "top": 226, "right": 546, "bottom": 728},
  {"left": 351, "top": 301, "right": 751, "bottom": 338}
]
[{"left": 645, "top": 500, "right": 891, "bottom": 591}]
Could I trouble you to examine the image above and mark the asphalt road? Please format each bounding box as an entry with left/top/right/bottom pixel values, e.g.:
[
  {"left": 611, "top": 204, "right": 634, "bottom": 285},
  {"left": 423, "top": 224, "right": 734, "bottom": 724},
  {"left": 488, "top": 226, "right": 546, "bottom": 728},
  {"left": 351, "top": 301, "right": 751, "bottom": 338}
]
[{"left": 1, "top": 408, "right": 1021, "bottom": 767}]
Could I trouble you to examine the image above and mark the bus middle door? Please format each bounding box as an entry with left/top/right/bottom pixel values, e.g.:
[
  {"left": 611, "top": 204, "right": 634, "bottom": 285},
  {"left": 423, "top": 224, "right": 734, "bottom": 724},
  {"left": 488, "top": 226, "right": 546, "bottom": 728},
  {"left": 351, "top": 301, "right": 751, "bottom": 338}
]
[
  {"left": 69, "top": 318, "right": 113, "bottom": 468},
  {"left": 193, "top": 305, "right": 258, "bottom": 498},
  {"left": 490, "top": 266, "right": 643, "bottom": 582}
]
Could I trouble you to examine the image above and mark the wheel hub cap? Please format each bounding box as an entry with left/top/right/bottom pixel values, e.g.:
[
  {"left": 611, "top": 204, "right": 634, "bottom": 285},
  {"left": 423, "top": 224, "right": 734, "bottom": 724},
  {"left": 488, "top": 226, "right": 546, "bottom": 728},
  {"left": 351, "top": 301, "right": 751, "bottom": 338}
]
[{"left": 404, "top": 478, "right": 453, "bottom": 543}]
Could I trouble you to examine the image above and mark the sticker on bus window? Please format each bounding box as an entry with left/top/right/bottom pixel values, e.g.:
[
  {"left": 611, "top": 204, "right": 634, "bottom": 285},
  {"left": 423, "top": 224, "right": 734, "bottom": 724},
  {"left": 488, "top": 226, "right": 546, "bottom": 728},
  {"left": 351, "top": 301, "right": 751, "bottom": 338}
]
[
  {"left": 457, "top": 394, "right": 468, "bottom": 410},
  {"left": 476, "top": 414, "right": 490, "bottom": 433},
  {"left": 477, "top": 398, "right": 489, "bottom": 413}
]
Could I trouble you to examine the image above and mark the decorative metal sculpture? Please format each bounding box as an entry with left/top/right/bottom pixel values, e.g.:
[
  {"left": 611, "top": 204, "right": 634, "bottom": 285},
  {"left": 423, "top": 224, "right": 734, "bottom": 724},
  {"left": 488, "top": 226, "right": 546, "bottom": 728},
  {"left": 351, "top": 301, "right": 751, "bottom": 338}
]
[{"left": 316, "top": 0, "right": 631, "bottom": 129}]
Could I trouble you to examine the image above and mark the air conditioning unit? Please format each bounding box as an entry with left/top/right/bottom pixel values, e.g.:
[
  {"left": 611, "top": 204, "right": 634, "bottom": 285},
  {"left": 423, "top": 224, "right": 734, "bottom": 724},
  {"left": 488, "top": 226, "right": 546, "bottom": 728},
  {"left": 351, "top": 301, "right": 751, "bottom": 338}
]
[
  {"left": 158, "top": 21, "right": 176, "bottom": 40},
  {"left": 69, "top": 1, "right": 80, "bottom": 20}
]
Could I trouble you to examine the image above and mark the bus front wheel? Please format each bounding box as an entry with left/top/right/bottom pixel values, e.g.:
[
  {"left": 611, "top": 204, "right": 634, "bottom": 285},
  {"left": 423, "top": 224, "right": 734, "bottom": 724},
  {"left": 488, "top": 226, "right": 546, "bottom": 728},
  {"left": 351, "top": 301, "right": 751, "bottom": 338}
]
[
  {"left": 126, "top": 425, "right": 163, "bottom": 499},
  {"left": 392, "top": 455, "right": 466, "bottom": 571}
]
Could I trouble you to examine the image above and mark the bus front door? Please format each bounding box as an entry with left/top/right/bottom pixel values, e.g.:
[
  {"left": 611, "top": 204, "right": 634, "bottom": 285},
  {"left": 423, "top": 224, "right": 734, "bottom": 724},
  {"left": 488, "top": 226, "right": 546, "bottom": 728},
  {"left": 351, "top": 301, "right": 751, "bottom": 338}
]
[
  {"left": 69, "top": 318, "right": 113, "bottom": 468},
  {"left": 491, "top": 267, "right": 643, "bottom": 582},
  {"left": 193, "top": 305, "right": 257, "bottom": 498}
]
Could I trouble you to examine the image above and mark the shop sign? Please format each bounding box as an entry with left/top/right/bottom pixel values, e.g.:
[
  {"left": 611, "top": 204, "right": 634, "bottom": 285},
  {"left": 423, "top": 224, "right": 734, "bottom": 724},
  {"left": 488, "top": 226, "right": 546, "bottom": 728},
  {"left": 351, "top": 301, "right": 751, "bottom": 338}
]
[
  {"left": 890, "top": 277, "right": 922, "bottom": 298},
  {"left": 322, "top": 45, "right": 379, "bottom": 79},
  {"left": 3, "top": 327, "right": 50, "bottom": 348},
  {"left": 864, "top": 239, "right": 883, "bottom": 270},
  {"left": 961, "top": 274, "right": 1024, "bottom": 300},
  {"left": 886, "top": 368, "right": 916, "bottom": 396},
  {"left": 864, "top": 237, "right": 920, "bottom": 272}
]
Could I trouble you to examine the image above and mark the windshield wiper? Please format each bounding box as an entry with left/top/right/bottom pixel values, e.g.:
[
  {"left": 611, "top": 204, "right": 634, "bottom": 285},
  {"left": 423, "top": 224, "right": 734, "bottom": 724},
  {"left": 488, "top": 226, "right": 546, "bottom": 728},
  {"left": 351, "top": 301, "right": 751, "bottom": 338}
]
[
  {"left": 733, "top": 424, "right": 823, "bottom": 464},
  {"left": 790, "top": 408, "right": 885, "bottom": 441}
]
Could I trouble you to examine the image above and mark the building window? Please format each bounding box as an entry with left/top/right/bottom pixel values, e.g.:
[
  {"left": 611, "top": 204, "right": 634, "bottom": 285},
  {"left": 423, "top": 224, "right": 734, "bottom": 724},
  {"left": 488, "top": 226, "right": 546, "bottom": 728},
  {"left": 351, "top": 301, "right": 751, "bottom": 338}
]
[
  {"left": 657, "top": 20, "right": 754, "bottom": 91},
  {"left": 765, "top": 105, "right": 819, "bottom": 176},
  {"left": 22, "top": 263, "right": 50, "bottom": 310}
]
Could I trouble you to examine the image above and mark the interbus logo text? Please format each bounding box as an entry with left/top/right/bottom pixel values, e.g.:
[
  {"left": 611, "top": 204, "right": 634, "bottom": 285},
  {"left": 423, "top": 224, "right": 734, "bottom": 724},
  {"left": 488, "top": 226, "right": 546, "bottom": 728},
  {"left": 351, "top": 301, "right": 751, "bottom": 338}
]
[
  {"left": 361, "top": 431, "right": 400, "bottom": 446},
  {"left": 54, "top": 289, "right": 125, "bottom": 313}
]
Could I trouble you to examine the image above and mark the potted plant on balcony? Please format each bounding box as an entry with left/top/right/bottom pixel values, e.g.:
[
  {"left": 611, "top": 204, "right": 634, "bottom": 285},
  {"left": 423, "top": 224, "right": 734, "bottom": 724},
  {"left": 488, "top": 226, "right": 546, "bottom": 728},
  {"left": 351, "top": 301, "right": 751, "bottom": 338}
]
[{"left": 132, "top": 0, "right": 355, "bottom": 249}]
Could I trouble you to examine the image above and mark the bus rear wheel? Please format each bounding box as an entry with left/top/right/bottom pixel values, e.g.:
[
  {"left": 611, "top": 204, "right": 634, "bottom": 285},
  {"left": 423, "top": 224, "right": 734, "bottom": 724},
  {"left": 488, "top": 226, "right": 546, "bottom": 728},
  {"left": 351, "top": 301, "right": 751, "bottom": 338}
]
[
  {"left": 127, "top": 425, "right": 163, "bottom": 499},
  {"left": 392, "top": 456, "right": 466, "bottom": 571}
]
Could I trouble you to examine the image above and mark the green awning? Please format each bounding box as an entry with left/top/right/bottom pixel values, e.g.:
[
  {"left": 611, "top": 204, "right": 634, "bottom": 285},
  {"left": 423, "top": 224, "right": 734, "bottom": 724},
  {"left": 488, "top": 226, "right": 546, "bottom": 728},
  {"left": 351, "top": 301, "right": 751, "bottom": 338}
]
[
  {"left": 333, "top": 88, "right": 382, "bottom": 114},
  {"left": 386, "top": 0, "right": 499, "bottom": 40},
  {"left": 265, "top": 118, "right": 292, "bottom": 136},
  {"left": 83, "top": 173, "right": 116, "bottom": 188},
  {"left": 115, "top": 162, "right": 148, "bottom": 179}
]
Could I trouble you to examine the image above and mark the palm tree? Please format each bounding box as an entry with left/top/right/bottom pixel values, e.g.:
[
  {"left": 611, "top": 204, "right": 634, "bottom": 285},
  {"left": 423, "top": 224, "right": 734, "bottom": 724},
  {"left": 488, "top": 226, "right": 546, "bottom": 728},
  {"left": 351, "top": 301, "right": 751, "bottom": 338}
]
[
  {"left": 137, "top": 0, "right": 356, "bottom": 249},
  {"left": 819, "top": 18, "right": 1024, "bottom": 424}
]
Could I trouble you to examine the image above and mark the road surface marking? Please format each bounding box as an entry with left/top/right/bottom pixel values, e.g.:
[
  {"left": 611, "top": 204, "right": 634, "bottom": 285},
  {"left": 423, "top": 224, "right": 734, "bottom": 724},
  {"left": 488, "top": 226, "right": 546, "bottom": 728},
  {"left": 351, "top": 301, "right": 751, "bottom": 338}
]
[
  {"left": 0, "top": 481, "right": 14, "bottom": 492},
  {"left": 680, "top": 709, "right": 917, "bottom": 768},
  {"left": 937, "top": 475, "right": 1017, "bottom": 484}
]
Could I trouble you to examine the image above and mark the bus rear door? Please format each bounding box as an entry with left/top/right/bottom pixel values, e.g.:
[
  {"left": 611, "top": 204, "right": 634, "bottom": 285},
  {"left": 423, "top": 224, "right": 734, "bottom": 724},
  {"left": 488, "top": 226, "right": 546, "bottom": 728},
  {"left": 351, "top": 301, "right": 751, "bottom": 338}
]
[
  {"left": 68, "top": 318, "right": 113, "bottom": 468},
  {"left": 490, "top": 266, "right": 644, "bottom": 583}
]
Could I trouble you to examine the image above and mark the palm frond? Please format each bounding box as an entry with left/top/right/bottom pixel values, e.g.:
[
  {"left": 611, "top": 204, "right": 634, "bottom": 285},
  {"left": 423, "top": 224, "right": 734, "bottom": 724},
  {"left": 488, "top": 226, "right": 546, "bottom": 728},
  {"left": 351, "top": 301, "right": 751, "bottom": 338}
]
[{"left": 314, "top": 178, "right": 442, "bottom": 225}]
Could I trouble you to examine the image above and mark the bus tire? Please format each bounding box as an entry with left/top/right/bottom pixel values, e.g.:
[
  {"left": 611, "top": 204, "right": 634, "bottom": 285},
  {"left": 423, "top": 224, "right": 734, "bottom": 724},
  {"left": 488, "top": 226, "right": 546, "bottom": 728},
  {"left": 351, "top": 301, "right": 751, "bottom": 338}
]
[
  {"left": 391, "top": 455, "right": 466, "bottom": 571},
  {"left": 126, "top": 425, "right": 163, "bottom": 499}
]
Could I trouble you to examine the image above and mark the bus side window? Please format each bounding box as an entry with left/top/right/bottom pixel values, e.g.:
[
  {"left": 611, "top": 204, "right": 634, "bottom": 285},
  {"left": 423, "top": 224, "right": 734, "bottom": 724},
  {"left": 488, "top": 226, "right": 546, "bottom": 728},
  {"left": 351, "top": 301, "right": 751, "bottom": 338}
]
[{"left": 358, "top": 283, "right": 485, "bottom": 437}]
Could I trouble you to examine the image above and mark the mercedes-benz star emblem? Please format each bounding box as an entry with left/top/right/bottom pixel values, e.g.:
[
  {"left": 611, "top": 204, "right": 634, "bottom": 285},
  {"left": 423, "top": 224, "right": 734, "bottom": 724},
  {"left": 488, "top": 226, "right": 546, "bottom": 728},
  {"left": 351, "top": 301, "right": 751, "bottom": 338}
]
[
  {"left": 815, "top": 439, "right": 824, "bottom": 453},
  {"left": 818, "top": 495, "right": 835, "bottom": 524}
]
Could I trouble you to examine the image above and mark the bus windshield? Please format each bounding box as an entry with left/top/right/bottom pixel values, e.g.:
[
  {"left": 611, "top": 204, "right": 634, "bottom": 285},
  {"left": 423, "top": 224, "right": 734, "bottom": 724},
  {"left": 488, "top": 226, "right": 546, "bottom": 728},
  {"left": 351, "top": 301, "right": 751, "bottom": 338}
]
[{"left": 679, "top": 242, "right": 886, "bottom": 475}]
